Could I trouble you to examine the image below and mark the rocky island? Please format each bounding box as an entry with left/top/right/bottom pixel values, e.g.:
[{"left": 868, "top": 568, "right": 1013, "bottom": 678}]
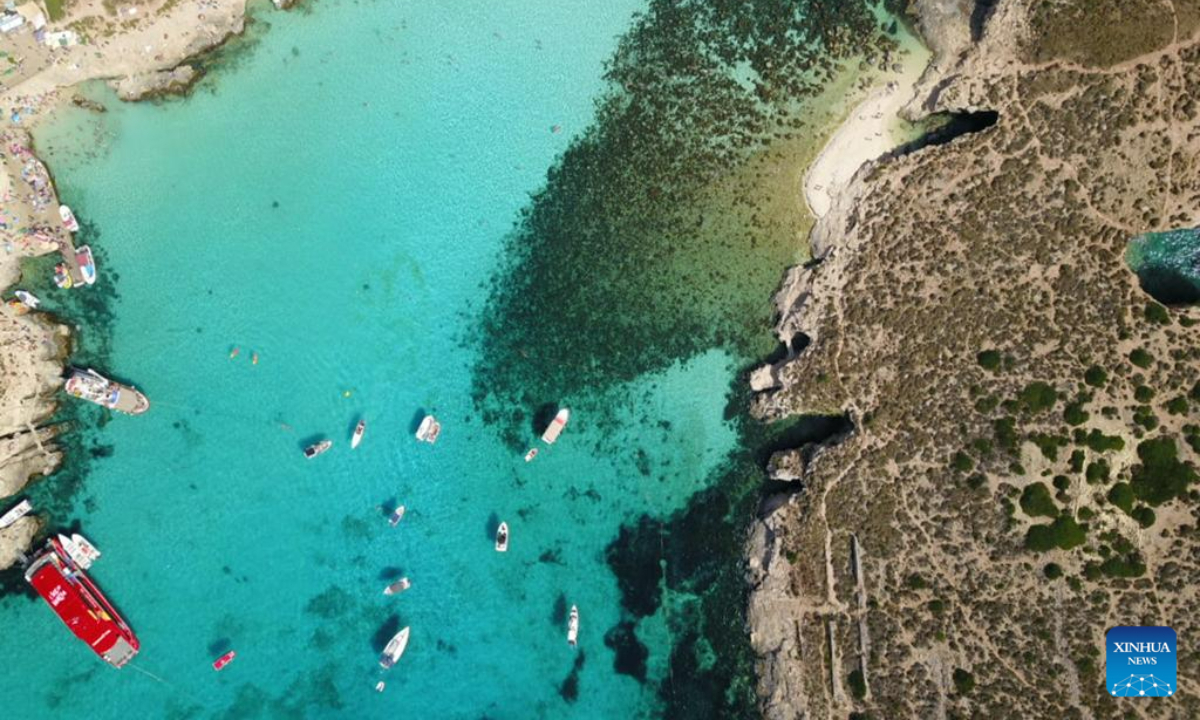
[{"left": 749, "top": 0, "right": 1200, "bottom": 717}]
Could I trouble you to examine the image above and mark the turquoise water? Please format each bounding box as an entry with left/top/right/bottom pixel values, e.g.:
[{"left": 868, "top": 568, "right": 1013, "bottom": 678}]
[
  {"left": 0, "top": 1, "right": 758, "bottom": 717},
  {"left": 1127, "top": 228, "right": 1200, "bottom": 305}
]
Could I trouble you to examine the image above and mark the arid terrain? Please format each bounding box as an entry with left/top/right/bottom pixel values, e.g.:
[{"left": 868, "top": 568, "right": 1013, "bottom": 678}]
[{"left": 748, "top": 0, "right": 1200, "bottom": 717}]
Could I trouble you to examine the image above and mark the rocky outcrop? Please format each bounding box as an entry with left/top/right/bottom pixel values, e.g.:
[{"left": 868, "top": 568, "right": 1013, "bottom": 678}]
[
  {"left": 766, "top": 449, "right": 806, "bottom": 482},
  {"left": 0, "top": 515, "right": 40, "bottom": 570},
  {"left": 111, "top": 64, "right": 201, "bottom": 101}
]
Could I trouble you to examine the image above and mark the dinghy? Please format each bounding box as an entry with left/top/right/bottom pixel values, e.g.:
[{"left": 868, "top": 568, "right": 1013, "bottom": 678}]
[
  {"left": 379, "top": 627, "right": 411, "bottom": 669},
  {"left": 351, "top": 419, "right": 366, "bottom": 449},
  {"left": 212, "top": 651, "right": 236, "bottom": 671},
  {"left": 415, "top": 415, "right": 441, "bottom": 444},
  {"left": 388, "top": 505, "right": 406, "bottom": 527},
  {"left": 495, "top": 522, "right": 509, "bottom": 552},
  {"left": 524, "top": 448, "right": 538, "bottom": 462},
  {"left": 568, "top": 605, "right": 579, "bottom": 647},
  {"left": 53, "top": 263, "right": 72, "bottom": 289},
  {"left": 383, "top": 577, "right": 411, "bottom": 595}
]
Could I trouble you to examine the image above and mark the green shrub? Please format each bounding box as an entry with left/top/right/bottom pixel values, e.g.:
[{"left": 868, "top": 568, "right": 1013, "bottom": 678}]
[
  {"left": 972, "top": 438, "right": 994, "bottom": 456},
  {"left": 1191, "top": 381, "right": 1200, "bottom": 402},
  {"left": 975, "top": 396, "right": 999, "bottom": 414},
  {"left": 1100, "top": 553, "right": 1146, "bottom": 578},
  {"left": 1085, "top": 460, "right": 1110, "bottom": 484},
  {"left": 1107, "top": 482, "right": 1135, "bottom": 513},
  {"left": 1144, "top": 302, "right": 1170, "bottom": 324},
  {"left": 1131, "top": 437, "right": 1198, "bottom": 506},
  {"left": 906, "top": 573, "right": 928, "bottom": 590},
  {"left": 1026, "top": 516, "right": 1088, "bottom": 551},
  {"left": 1131, "top": 506, "right": 1156, "bottom": 528},
  {"left": 1165, "top": 396, "right": 1189, "bottom": 416},
  {"left": 953, "top": 668, "right": 976, "bottom": 695},
  {"left": 1069, "top": 450, "right": 1086, "bottom": 473},
  {"left": 848, "top": 669, "right": 866, "bottom": 700},
  {"left": 1134, "top": 385, "right": 1155, "bottom": 403},
  {"left": 1133, "top": 405, "right": 1160, "bottom": 431},
  {"left": 1020, "top": 482, "right": 1058, "bottom": 518},
  {"left": 1043, "top": 563, "right": 1063, "bottom": 579},
  {"left": 951, "top": 451, "right": 974, "bottom": 473},
  {"left": 1063, "top": 401, "right": 1089, "bottom": 426},
  {"left": 1052, "top": 475, "right": 1070, "bottom": 491},
  {"left": 995, "top": 417, "right": 1019, "bottom": 452},
  {"left": 1084, "top": 365, "right": 1108, "bottom": 387},
  {"left": 966, "top": 473, "right": 987, "bottom": 490},
  {"left": 976, "top": 350, "right": 1002, "bottom": 371},
  {"left": 1019, "top": 382, "right": 1059, "bottom": 413},
  {"left": 1030, "top": 433, "right": 1068, "bottom": 461},
  {"left": 1129, "top": 348, "right": 1153, "bottom": 369},
  {"left": 1084, "top": 430, "right": 1125, "bottom": 453},
  {"left": 928, "top": 599, "right": 946, "bottom": 615}
]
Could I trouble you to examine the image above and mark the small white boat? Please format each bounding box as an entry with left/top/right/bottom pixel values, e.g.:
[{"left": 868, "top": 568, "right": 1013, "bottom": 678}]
[
  {"left": 375, "top": 681, "right": 386, "bottom": 693},
  {"left": 71, "top": 533, "right": 101, "bottom": 566},
  {"left": 383, "top": 577, "right": 411, "bottom": 595},
  {"left": 0, "top": 499, "right": 32, "bottom": 529},
  {"left": 76, "top": 245, "right": 97, "bottom": 286},
  {"left": 495, "top": 522, "right": 509, "bottom": 552},
  {"left": 351, "top": 419, "right": 366, "bottom": 449},
  {"left": 568, "top": 605, "right": 579, "bottom": 647},
  {"left": 541, "top": 408, "right": 569, "bottom": 444},
  {"left": 57, "top": 534, "right": 94, "bottom": 570},
  {"left": 304, "top": 440, "right": 332, "bottom": 459},
  {"left": 379, "top": 627, "right": 411, "bottom": 669},
  {"left": 14, "top": 290, "right": 40, "bottom": 309},
  {"left": 524, "top": 448, "right": 538, "bottom": 462},
  {"left": 415, "top": 415, "right": 441, "bottom": 444},
  {"left": 59, "top": 204, "right": 80, "bottom": 232},
  {"left": 388, "top": 505, "right": 406, "bottom": 527}
]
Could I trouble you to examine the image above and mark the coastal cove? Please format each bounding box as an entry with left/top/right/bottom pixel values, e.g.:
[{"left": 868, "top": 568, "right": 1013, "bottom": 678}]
[{"left": 0, "top": 0, "right": 934, "bottom": 718}]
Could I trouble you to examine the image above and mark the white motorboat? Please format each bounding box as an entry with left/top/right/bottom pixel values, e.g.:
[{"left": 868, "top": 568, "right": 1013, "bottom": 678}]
[
  {"left": 495, "top": 522, "right": 509, "bottom": 552},
  {"left": 304, "top": 440, "right": 332, "bottom": 459},
  {"left": 14, "top": 290, "right": 39, "bottom": 309},
  {"left": 351, "top": 419, "right": 366, "bottom": 449},
  {"left": 541, "top": 408, "right": 569, "bottom": 444},
  {"left": 0, "top": 499, "right": 32, "bottom": 529},
  {"left": 524, "top": 448, "right": 538, "bottom": 462},
  {"left": 379, "top": 627, "right": 411, "bottom": 669},
  {"left": 59, "top": 204, "right": 80, "bottom": 232},
  {"left": 415, "top": 415, "right": 441, "bottom": 444},
  {"left": 568, "top": 605, "right": 579, "bottom": 647},
  {"left": 388, "top": 505, "right": 406, "bottom": 527},
  {"left": 383, "top": 577, "right": 411, "bottom": 595}
]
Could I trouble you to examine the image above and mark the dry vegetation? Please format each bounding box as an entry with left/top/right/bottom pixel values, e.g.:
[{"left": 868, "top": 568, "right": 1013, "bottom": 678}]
[{"left": 751, "top": 0, "right": 1200, "bottom": 717}]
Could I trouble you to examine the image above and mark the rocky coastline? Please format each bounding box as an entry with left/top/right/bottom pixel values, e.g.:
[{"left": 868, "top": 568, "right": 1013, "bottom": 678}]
[{"left": 746, "top": 0, "right": 1200, "bottom": 716}]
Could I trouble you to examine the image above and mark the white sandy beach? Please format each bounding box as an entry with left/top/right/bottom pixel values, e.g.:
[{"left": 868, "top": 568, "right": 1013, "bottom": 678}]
[{"left": 803, "top": 55, "right": 928, "bottom": 219}]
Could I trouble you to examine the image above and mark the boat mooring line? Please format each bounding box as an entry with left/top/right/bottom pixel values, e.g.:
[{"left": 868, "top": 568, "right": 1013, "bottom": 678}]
[{"left": 128, "top": 663, "right": 206, "bottom": 706}]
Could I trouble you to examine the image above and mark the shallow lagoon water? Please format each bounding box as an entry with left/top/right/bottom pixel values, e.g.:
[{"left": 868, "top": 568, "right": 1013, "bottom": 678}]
[
  {"left": 0, "top": 0, "right": 930, "bottom": 716},
  {"left": 0, "top": 1, "right": 756, "bottom": 717}
]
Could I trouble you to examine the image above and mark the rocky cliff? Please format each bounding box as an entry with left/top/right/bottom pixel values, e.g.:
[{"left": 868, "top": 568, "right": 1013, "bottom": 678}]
[{"left": 749, "top": 0, "right": 1200, "bottom": 717}]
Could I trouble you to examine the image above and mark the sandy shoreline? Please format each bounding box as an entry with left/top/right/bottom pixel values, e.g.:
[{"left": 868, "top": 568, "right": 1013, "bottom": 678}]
[{"left": 802, "top": 52, "right": 928, "bottom": 219}]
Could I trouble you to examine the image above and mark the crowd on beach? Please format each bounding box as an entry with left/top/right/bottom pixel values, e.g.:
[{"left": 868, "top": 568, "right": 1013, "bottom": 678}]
[{"left": 1, "top": 128, "right": 65, "bottom": 258}]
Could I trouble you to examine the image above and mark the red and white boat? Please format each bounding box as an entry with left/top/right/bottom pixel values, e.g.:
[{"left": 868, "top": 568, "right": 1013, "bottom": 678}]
[
  {"left": 541, "top": 408, "right": 569, "bottom": 444},
  {"left": 213, "top": 650, "right": 236, "bottom": 671},
  {"left": 75, "top": 245, "right": 97, "bottom": 286},
  {"left": 25, "top": 537, "right": 139, "bottom": 668}
]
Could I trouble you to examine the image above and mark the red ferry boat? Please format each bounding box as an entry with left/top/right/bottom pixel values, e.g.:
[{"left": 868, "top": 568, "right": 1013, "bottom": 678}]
[{"left": 25, "top": 537, "right": 139, "bottom": 668}]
